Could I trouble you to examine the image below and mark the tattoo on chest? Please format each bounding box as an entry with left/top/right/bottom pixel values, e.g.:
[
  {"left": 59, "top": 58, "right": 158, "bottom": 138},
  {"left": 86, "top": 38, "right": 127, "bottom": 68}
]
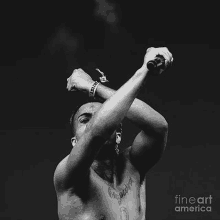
[
  {"left": 108, "top": 177, "right": 133, "bottom": 205},
  {"left": 120, "top": 207, "right": 129, "bottom": 220}
]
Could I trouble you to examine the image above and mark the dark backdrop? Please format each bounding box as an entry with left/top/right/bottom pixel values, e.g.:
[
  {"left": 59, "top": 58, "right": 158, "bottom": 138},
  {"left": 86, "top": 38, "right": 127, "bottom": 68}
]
[{"left": 0, "top": 1, "right": 219, "bottom": 219}]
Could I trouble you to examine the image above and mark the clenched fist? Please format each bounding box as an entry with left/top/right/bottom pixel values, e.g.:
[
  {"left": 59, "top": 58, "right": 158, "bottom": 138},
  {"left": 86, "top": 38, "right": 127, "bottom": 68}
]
[
  {"left": 66, "top": 69, "right": 95, "bottom": 92},
  {"left": 143, "top": 47, "right": 173, "bottom": 74}
]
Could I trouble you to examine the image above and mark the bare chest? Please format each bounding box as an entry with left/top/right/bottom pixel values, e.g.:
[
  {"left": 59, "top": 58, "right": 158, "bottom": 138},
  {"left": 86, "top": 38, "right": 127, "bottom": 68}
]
[{"left": 57, "top": 169, "right": 146, "bottom": 220}]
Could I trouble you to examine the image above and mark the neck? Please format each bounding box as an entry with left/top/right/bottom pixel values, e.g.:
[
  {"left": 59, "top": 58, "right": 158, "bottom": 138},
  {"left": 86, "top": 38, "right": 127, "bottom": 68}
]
[
  {"left": 92, "top": 142, "right": 122, "bottom": 184},
  {"left": 92, "top": 153, "right": 118, "bottom": 184},
  {"left": 97, "top": 155, "right": 117, "bottom": 174},
  {"left": 94, "top": 157, "right": 126, "bottom": 190}
]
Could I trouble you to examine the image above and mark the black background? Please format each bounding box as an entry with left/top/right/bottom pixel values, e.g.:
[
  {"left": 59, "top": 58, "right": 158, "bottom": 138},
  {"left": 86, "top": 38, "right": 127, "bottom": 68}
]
[{"left": 0, "top": 1, "right": 220, "bottom": 219}]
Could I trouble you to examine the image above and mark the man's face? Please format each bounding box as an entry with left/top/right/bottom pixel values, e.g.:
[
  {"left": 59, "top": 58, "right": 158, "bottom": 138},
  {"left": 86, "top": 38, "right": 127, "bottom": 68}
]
[
  {"left": 73, "top": 102, "right": 102, "bottom": 140},
  {"left": 72, "top": 102, "right": 121, "bottom": 150}
]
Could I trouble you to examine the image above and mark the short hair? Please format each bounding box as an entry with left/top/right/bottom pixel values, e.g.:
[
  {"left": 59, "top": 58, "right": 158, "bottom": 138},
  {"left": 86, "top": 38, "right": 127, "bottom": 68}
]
[{"left": 69, "top": 99, "right": 123, "bottom": 137}]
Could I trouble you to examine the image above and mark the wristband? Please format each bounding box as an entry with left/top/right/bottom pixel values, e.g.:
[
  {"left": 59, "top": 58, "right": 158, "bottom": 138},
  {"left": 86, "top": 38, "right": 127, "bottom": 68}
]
[{"left": 89, "top": 81, "right": 100, "bottom": 98}]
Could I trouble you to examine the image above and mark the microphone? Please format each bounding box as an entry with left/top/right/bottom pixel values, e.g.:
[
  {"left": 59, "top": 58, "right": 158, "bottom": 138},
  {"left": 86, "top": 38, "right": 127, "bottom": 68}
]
[{"left": 147, "top": 55, "right": 165, "bottom": 71}]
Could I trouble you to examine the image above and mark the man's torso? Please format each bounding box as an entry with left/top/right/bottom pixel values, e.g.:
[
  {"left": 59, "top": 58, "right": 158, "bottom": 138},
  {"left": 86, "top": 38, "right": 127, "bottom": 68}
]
[{"left": 55, "top": 149, "right": 146, "bottom": 220}]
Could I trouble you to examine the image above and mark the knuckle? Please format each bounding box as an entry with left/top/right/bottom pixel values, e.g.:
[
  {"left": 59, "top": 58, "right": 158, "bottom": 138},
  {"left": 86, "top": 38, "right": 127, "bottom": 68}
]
[{"left": 147, "top": 47, "right": 154, "bottom": 52}]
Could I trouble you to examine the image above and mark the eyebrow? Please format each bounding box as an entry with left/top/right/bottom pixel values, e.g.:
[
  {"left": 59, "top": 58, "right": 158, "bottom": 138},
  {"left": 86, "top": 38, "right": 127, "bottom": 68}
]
[{"left": 78, "top": 112, "right": 92, "bottom": 120}]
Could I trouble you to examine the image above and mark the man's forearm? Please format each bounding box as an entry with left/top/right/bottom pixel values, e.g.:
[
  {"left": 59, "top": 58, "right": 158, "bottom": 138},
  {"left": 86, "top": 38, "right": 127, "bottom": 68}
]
[
  {"left": 95, "top": 77, "right": 168, "bottom": 134},
  {"left": 89, "top": 66, "right": 149, "bottom": 139}
]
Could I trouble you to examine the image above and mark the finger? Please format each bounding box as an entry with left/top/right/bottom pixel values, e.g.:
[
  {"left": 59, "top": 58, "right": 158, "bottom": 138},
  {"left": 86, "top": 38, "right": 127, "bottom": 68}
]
[
  {"left": 162, "top": 49, "right": 172, "bottom": 63},
  {"left": 71, "top": 84, "right": 78, "bottom": 91},
  {"left": 160, "top": 48, "right": 170, "bottom": 58},
  {"left": 161, "top": 52, "right": 170, "bottom": 67},
  {"left": 147, "top": 47, "right": 154, "bottom": 52},
  {"left": 73, "top": 69, "right": 78, "bottom": 74},
  {"left": 158, "top": 50, "right": 169, "bottom": 63},
  {"left": 160, "top": 47, "right": 169, "bottom": 55},
  {"left": 165, "top": 49, "right": 173, "bottom": 61}
]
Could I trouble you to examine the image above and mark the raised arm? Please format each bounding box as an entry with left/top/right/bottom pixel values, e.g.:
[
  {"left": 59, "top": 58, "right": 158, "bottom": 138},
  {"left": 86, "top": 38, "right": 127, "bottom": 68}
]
[
  {"left": 93, "top": 47, "right": 173, "bottom": 180},
  {"left": 94, "top": 83, "right": 168, "bottom": 133},
  {"left": 54, "top": 49, "right": 154, "bottom": 192},
  {"left": 94, "top": 83, "right": 168, "bottom": 180},
  {"left": 69, "top": 47, "right": 173, "bottom": 182}
]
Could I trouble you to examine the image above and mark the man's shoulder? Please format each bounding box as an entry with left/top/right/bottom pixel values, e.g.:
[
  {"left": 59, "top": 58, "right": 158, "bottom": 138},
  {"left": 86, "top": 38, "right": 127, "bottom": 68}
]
[
  {"left": 54, "top": 154, "right": 92, "bottom": 195},
  {"left": 53, "top": 155, "right": 70, "bottom": 193},
  {"left": 54, "top": 155, "right": 69, "bottom": 178}
]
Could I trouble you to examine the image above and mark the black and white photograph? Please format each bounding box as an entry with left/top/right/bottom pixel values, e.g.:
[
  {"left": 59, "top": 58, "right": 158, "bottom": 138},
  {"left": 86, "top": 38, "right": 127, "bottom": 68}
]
[{"left": 0, "top": 1, "right": 219, "bottom": 220}]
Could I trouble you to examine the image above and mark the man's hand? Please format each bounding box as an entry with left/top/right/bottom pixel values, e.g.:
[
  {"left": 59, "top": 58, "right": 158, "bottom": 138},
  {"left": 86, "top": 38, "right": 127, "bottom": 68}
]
[
  {"left": 143, "top": 47, "right": 173, "bottom": 74},
  {"left": 66, "top": 68, "right": 94, "bottom": 92}
]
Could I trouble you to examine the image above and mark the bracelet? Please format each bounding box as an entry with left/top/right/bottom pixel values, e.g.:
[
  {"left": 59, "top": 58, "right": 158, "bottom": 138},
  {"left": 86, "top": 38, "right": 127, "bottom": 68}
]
[{"left": 89, "top": 81, "right": 100, "bottom": 98}]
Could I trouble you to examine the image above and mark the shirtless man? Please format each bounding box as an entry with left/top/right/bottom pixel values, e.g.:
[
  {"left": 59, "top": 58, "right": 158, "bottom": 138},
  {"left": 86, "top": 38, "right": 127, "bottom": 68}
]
[{"left": 53, "top": 47, "right": 173, "bottom": 220}]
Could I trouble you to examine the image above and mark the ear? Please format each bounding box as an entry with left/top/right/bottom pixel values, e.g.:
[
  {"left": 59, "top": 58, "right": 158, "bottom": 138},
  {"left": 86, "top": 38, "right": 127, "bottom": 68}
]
[{"left": 71, "top": 137, "right": 77, "bottom": 147}]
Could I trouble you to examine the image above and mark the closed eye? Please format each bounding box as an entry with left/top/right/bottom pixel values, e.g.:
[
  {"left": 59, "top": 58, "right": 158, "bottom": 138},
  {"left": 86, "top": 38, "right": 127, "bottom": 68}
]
[
  {"left": 78, "top": 113, "right": 92, "bottom": 124},
  {"left": 80, "top": 117, "right": 90, "bottom": 123}
]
